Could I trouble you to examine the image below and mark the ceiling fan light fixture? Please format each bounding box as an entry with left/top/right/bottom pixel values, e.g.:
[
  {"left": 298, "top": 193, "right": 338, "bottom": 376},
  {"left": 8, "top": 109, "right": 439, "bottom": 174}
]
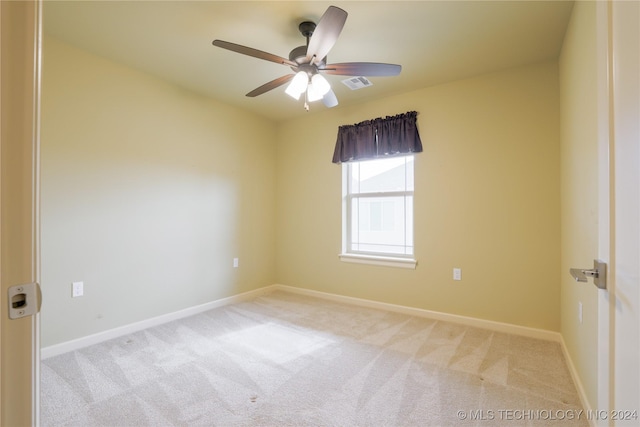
[
  {"left": 306, "top": 83, "right": 324, "bottom": 102},
  {"left": 311, "top": 74, "right": 331, "bottom": 95},
  {"left": 285, "top": 71, "right": 308, "bottom": 99},
  {"left": 212, "top": 6, "right": 400, "bottom": 111},
  {"left": 285, "top": 87, "right": 302, "bottom": 100}
]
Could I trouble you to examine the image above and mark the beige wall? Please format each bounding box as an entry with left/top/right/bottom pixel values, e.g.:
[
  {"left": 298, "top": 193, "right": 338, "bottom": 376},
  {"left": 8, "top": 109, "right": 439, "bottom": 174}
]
[
  {"left": 41, "top": 37, "right": 277, "bottom": 347},
  {"left": 276, "top": 62, "right": 561, "bottom": 331},
  {"left": 42, "top": 37, "right": 563, "bottom": 345},
  {"left": 558, "top": 1, "right": 599, "bottom": 408}
]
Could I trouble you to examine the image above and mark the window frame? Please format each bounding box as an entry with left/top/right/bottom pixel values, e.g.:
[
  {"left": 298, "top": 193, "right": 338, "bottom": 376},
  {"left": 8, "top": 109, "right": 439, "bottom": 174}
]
[{"left": 340, "top": 155, "right": 417, "bottom": 269}]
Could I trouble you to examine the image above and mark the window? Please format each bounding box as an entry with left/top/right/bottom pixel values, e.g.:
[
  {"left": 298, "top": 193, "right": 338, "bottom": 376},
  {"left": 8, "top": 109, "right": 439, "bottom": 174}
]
[{"left": 341, "top": 155, "right": 416, "bottom": 268}]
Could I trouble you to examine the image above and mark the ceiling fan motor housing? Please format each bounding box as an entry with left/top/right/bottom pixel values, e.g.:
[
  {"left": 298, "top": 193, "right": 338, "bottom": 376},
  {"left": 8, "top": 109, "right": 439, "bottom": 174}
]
[
  {"left": 289, "top": 46, "right": 308, "bottom": 64},
  {"left": 289, "top": 21, "right": 326, "bottom": 68},
  {"left": 289, "top": 46, "right": 327, "bottom": 68}
]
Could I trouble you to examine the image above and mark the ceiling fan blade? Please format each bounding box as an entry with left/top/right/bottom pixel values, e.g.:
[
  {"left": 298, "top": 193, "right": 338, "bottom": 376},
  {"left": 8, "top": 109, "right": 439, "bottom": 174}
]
[
  {"left": 213, "top": 40, "right": 297, "bottom": 67},
  {"left": 246, "top": 74, "right": 295, "bottom": 97},
  {"left": 306, "top": 6, "right": 347, "bottom": 63},
  {"left": 322, "top": 88, "right": 339, "bottom": 108},
  {"left": 321, "top": 62, "right": 402, "bottom": 77}
]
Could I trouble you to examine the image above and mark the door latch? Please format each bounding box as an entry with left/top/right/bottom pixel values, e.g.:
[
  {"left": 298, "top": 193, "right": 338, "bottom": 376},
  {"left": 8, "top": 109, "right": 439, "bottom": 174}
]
[
  {"left": 7, "top": 282, "right": 41, "bottom": 319},
  {"left": 570, "top": 259, "right": 607, "bottom": 290}
]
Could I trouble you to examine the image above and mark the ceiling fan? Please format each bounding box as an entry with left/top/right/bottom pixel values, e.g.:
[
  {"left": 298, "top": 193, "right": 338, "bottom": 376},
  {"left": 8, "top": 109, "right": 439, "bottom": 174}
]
[{"left": 212, "top": 5, "right": 401, "bottom": 111}]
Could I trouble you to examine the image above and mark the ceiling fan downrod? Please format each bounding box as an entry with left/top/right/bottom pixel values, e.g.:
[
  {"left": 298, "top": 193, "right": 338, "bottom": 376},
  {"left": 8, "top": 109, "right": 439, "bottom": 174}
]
[{"left": 289, "top": 21, "right": 320, "bottom": 66}]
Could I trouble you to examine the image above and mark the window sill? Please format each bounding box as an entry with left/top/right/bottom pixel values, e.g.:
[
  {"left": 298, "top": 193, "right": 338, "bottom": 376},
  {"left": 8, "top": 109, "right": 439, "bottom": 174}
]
[{"left": 339, "top": 253, "right": 417, "bottom": 269}]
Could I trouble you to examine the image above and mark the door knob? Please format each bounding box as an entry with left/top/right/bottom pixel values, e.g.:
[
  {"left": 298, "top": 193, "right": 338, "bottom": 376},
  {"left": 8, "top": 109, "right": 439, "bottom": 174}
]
[{"left": 570, "top": 259, "right": 607, "bottom": 290}]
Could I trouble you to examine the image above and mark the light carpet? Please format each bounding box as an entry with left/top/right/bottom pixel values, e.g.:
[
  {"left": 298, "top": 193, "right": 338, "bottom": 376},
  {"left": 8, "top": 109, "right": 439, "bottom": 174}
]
[{"left": 41, "top": 290, "right": 587, "bottom": 426}]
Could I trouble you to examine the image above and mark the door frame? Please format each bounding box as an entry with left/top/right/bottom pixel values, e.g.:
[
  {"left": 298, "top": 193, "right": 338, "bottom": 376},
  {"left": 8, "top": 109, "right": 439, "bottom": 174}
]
[{"left": 0, "top": 0, "right": 42, "bottom": 424}]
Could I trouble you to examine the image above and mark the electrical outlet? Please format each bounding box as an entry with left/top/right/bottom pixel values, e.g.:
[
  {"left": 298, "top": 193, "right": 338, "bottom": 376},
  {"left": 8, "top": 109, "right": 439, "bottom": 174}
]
[
  {"left": 72, "top": 281, "right": 84, "bottom": 298},
  {"left": 233, "top": 258, "right": 239, "bottom": 268},
  {"left": 453, "top": 268, "right": 462, "bottom": 281}
]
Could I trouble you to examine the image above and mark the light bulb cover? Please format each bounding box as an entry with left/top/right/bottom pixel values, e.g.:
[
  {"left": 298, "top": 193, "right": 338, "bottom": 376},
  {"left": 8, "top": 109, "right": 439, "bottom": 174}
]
[
  {"left": 311, "top": 74, "right": 331, "bottom": 95},
  {"left": 285, "top": 86, "right": 302, "bottom": 100},
  {"left": 306, "top": 83, "right": 324, "bottom": 102},
  {"left": 285, "top": 71, "right": 308, "bottom": 99}
]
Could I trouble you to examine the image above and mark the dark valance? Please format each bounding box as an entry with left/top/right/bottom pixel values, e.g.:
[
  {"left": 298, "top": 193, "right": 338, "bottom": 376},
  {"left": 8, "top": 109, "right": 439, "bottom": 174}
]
[{"left": 332, "top": 111, "right": 422, "bottom": 164}]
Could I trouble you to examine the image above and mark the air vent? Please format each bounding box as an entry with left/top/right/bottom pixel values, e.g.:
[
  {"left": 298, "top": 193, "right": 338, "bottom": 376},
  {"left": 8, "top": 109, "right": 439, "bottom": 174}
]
[{"left": 341, "top": 76, "right": 373, "bottom": 90}]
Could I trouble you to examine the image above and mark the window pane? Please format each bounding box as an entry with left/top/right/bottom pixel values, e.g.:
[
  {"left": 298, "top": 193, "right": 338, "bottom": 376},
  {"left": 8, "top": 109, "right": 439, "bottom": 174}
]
[
  {"left": 344, "top": 155, "right": 414, "bottom": 258},
  {"left": 354, "top": 156, "right": 411, "bottom": 194},
  {"left": 349, "top": 162, "right": 360, "bottom": 194},
  {"left": 350, "top": 196, "right": 412, "bottom": 255},
  {"left": 370, "top": 201, "right": 382, "bottom": 231},
  {"left": 405, "top": 196, "right": 413, "bottom": 251},
  {"left": 351, "top": 198, "right": 360, "bottom": 247},
  {"left": 406, "top": 156, "right": 414, "bottom": 192},
  {"left": 383, "top": 200, "right": 395, "bottom": 230}
]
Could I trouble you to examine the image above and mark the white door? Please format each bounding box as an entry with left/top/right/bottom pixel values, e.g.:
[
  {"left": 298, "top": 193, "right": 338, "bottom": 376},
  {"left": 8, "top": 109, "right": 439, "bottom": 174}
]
[
  {"left": 597, "top": 1, "right": 640, "bottom": 425},
  {"left": 610, "top": 0, "right": 640, "bottom": 422},
  {"left": 0, "top": 0, "right": 42, "bottom": 425}
]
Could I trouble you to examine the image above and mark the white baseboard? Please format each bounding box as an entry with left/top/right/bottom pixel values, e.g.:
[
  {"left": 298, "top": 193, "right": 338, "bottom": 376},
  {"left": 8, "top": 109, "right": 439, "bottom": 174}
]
[
  {"left": 559, "top": 335, "right": 595, "bottom": 427},
  {"left": 269, "top": 284, "right": 562, "bottom": 342},
  {"left": 41, "top": 283, "right": 560, "bottom": 357},
  {"left": 40, "top": 286, "right": 274, "bottom": 359}
]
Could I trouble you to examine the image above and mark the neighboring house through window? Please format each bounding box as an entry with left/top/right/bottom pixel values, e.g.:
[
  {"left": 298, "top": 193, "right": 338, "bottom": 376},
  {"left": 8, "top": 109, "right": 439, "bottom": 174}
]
[{"left": 344, "top": 155, "right": 414, "bottom": 257}]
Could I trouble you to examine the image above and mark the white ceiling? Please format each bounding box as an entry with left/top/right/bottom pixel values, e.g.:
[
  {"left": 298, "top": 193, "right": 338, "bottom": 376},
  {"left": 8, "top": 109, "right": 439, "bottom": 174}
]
[{"left": 43, "top": 1, "right": 574, "bottom": 122}]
